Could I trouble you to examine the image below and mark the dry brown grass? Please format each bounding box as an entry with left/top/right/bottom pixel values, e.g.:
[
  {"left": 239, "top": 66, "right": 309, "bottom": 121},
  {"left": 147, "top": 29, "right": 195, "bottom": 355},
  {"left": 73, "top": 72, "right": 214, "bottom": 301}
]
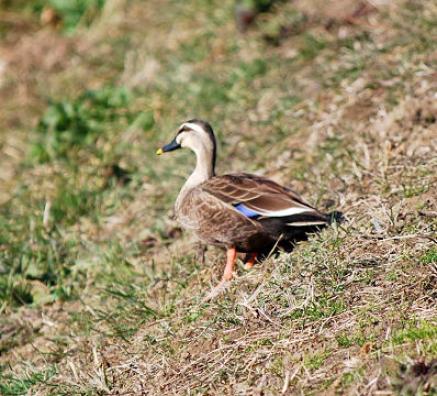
[{"left": 0, "top": 0, "right": 436, "bottom": 395}]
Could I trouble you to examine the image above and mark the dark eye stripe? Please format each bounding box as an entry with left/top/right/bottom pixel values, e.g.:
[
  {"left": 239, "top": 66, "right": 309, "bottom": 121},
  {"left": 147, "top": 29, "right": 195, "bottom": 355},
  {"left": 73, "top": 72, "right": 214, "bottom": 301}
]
[{"left": 178, "top": 126, "right": 190, "bottom": 134}]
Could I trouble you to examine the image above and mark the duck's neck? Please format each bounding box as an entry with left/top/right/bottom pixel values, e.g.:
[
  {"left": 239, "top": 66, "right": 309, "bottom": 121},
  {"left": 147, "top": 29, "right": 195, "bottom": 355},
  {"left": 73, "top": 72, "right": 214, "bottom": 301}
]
[
  {"left": 187, "top": 145, "right": 215, "bottom": 187},
  {"left": 176, "top": 145, "right": 215, "bottom": 208}
]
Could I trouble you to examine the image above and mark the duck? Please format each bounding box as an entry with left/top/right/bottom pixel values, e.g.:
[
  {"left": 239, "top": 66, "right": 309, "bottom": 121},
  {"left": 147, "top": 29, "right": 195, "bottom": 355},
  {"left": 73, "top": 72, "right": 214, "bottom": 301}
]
[{"left": 156, "top": 119, "right": 342, "bottom": 294}]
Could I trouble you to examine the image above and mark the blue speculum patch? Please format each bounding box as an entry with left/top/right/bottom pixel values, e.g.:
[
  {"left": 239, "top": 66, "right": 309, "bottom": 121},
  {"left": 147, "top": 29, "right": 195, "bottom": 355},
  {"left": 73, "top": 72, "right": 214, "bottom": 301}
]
[{"left": 233, "top": 203, "right": 261, "bottom": 219}]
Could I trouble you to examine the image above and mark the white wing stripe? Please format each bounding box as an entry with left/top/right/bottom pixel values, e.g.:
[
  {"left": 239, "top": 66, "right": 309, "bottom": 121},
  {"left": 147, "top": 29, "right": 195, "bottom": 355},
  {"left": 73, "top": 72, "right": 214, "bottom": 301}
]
[
  {"left": 286, "top": 221, "right": 326, "bottom": 227},
  {"left": 254, "top": 207, "right": 315, "bottom": 217}
]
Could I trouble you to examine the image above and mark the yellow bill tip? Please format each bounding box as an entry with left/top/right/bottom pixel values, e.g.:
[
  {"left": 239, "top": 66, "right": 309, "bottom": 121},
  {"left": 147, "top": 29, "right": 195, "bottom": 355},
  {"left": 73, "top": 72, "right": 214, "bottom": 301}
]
[{"left": 156, "top": 148, "right": 163, "bottom": 155}]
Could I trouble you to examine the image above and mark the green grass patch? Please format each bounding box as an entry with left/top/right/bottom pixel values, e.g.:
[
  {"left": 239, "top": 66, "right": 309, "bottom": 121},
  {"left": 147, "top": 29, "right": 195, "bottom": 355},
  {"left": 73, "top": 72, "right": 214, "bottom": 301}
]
[
  {"left": 305, "top": 297, "right": 347, "bottom": 320},
  {"left": 391, "top": 321, "right": 437, "bottom": 348},
  {"left": 305, "top": 351, "right": 331, "bottom": 371},
  {"left": 0, "top": 216, "right": 80, "bottom": 307},
  {"left": 31, "top": 85, "right": 152, "bottom": 163},
  {"left": 0, "top": 366, "right": 57, "bottom": 396},
  {"left": 340, "top": 369, "right": 363, "bottom": 388},
  {"left": 0, "top": 277, "right": 34, "bottom": 307},
  {"left": 299, "top": 33, "right": 326, "bottom": 60},
  {"left": 421, "top": 248, "right": 437, "bottom": 265},
  {"left": 336, "top": 334, "right": 354, "bottom": 348},
  {"left": 1, "top": 0, "right": 106, "bottom": 32},
  {"left": 49, "top": 0, "right": 105, "bottom": 32}
]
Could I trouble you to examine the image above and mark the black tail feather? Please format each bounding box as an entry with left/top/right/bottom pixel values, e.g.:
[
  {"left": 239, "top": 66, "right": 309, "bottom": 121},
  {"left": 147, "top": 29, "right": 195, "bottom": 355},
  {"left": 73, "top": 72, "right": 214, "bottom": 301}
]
[
  {"left": 327, "top": 210, "right": 345, "bottom": 224},
  {"left": 255, "top": 209, "right": 345, "bottom": 256}
]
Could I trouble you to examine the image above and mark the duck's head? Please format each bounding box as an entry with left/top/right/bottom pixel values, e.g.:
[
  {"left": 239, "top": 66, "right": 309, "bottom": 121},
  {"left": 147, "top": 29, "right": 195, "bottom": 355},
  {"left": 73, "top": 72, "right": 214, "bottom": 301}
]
[{"left": 157, "top": 119, "right": 217, "bottom": 169}]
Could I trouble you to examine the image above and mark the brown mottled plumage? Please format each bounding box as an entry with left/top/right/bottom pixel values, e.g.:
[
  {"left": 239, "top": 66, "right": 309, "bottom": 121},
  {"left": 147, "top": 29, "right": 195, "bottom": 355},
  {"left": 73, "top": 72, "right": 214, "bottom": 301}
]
[
  {"left": 157, "top": 119, "right": 341, "bottom": 297},
  {"left": 176, "top": 173, "right": 330, "bottom": 253}
]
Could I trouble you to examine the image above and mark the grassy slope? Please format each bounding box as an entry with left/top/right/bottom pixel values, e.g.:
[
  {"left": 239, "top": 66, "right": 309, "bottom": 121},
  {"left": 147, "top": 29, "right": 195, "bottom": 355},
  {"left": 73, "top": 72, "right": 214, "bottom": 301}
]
[{"left": 0, "top": 0, "right": 436, "bottom": 394}]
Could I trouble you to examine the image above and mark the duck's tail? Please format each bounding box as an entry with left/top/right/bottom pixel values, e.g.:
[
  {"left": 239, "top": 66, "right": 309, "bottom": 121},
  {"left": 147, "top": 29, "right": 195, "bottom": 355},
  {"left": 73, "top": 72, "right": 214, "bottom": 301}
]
[
  {"left": 327, "top": 210, "right": 345, "bottom": 225},
  {"left": 257, "top": 209, "right": 345, "bottom": 255}
]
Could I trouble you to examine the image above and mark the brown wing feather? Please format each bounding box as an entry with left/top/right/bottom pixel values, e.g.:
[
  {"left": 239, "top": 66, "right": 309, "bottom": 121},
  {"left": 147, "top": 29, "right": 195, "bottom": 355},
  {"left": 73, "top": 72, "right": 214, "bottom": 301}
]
[{"left": 200, "top": 173, "right": 317, "bottom": 215}]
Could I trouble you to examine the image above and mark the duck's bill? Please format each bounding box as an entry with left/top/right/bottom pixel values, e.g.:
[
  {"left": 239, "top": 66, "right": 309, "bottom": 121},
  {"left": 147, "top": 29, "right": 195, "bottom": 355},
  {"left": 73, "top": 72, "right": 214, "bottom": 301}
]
[{"left": 156, "top": 138, "right": 181, "bottom": 155}]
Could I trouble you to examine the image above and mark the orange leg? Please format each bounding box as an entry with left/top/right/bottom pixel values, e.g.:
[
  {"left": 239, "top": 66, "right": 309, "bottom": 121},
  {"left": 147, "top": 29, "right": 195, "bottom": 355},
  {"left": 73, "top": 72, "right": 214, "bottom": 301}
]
[
  {"left": 222, "top": 247, "right": 237, "bottom": 281},
  {"left": 203, "top": 247, "right": 237, "bottom": 301},
  {"left": 244, "top": 252, "right": 257, "bottom": 270}
]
